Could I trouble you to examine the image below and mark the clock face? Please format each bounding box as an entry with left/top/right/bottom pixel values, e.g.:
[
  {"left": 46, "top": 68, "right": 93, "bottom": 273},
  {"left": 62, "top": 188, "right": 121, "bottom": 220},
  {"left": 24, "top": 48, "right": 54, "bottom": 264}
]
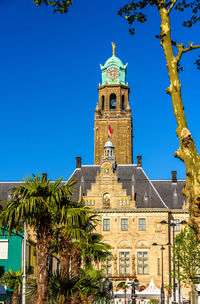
[{"left": 107, "top": 67, "right": 119, "bottom": 80}]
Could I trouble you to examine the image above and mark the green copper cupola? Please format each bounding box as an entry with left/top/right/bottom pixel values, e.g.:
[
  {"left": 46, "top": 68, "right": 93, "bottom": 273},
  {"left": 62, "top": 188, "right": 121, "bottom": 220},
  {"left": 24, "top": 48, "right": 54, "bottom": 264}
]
[{"left": 100, "top": 43, "right": 127, "bottom": 85}]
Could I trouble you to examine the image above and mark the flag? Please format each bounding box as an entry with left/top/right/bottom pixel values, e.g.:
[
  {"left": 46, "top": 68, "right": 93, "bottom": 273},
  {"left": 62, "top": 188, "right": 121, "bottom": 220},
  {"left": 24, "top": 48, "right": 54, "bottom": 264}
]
[{"left": 108, "top": 118, "right": 113, "bottom": 138}]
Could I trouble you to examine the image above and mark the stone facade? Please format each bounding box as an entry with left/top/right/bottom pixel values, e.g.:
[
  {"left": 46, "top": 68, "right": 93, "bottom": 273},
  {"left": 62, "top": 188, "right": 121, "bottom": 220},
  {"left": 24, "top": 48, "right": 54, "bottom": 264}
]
[
  {"left": 80, "top": 155, "right": 189, "bottom": 290},
  {"left": 71, "top": 51, "right": 190, "bottom": 297},
  {"left": 94, "top": 84, "right": 132, "bottom": 165},
  {"left": 94, "top": 52, "right": 133, "bottom": 165}
]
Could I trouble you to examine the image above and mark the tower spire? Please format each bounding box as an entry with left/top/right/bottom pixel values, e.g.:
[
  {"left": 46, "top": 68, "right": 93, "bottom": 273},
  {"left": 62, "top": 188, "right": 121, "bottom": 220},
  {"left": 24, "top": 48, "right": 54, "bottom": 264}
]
[{"left": 111, "top": 42, "right": 116, "bottom": 56}]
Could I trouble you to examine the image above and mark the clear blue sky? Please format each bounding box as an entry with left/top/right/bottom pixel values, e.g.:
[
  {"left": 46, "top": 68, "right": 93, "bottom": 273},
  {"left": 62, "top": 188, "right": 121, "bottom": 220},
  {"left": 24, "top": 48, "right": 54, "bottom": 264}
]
[{"left": 0, "top": 0, "right": 199, "bottom": 181}]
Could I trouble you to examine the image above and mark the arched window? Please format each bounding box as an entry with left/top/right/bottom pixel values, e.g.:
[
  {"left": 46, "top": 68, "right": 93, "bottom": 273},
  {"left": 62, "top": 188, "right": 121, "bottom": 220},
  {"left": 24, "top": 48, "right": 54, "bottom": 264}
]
[
  {"left": 110, "top": 94, "right": 116, "bottom": 109},
  {"left": 102, "top": 96, "right": 105, "bottom": 110},
  {"left": 122, "top": 95, "right": 125, "bottom": 110}
]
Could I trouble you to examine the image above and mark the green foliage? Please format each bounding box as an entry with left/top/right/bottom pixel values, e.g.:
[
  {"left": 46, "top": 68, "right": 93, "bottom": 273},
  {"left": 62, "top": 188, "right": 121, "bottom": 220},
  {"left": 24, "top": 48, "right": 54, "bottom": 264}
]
[
  {"left": 25, "top": 278, "right": 37, "bottom": 302},
  {"left": 48, "top": 271, "right": 79, "bottom": 302},
  {"left": 173, "top": 227, "right": 200, "bottom": 285},
  {"left": 48, "top": 266, "right": 103, "bottom": 303},
  {"left": 33, "top": 0, "right": 73, "bottom": 14},
  {"left": 0, "top": 174, "right": 89, "bottom": 236},
  {"left": 121, "top": 283, "right": 129, "bottom": 291},
  {"left": 0, "top": 269, "right": 22, "bottom": 290},
  {"left": 78, "top": 265, "right": 103, "bottom": 297},
  {"left": 195, "top": 56, "right": 200, "bottom": 69},
  {"left": 149, "top": 299, "right": 159, "bottom": 304},
  {"left": 175, "top": 0, "right": 200, "bottom": 27},
  {"left": 118, "top": 0, "right": 200, "bottom": 35}
]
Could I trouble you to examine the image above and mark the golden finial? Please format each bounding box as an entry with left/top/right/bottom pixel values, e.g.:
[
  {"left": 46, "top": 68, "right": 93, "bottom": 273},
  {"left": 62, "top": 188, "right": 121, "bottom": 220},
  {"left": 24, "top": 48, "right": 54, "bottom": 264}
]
[{"left": 111, "top": 42, "right": 116, "bottom": 56}]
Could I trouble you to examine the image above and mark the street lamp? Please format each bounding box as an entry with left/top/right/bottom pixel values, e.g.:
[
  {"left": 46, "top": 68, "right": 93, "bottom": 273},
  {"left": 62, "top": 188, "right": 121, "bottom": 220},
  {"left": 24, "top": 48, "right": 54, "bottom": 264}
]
[
  {"left": 153, "top": 243, "right": 167, "bottom": 304},
  {"left": 131, "top": 278, "right": 139, "bottom": 304},
  {"left": 160, "top": 219, "right": 187, "bottom": 304}
]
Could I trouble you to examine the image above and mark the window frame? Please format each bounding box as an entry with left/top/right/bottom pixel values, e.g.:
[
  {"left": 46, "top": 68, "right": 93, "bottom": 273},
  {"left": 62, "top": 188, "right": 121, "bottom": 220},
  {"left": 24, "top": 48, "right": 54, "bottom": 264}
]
[
  {"left": 137, "top": 250, "right": 148, "bottom": 275},
  {"left": 139, "top": 218, "right": 146, "bottom": 231},
  {"left": 103, "top": 218, "right": 110, "bottom": 231},
  {"left": 110, "top": 93, "right": 117, "bottom": 110},
  {"left": 121, "top": 218, "right": 128, "bottom": 231},
  {"left": 122, "top": 95, "right": 125, "bottom": 110},
  {"left": 119, "top": 251, "right": 130, "bottom": 275},
  {"left": 102, "top": 95, "right": 105, "bottom": 110},
  {"left": 101, "top": 253, "right": 112, "bottom": 275},
  {"left": 174, "top": 219, "right": 180, "bottom": 231}
]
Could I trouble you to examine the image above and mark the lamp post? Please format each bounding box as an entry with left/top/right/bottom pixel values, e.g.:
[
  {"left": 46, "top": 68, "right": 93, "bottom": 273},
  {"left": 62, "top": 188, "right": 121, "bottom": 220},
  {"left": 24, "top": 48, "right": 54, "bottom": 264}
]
[
  {"left": 153, "top": 243, "right": 167, "bottom": 304},
  {"left": 131, "top": 278, "right": 139, "bottom": 304},
  {"left": 160, "top": 218, "right": 187, "bottom": 304}
]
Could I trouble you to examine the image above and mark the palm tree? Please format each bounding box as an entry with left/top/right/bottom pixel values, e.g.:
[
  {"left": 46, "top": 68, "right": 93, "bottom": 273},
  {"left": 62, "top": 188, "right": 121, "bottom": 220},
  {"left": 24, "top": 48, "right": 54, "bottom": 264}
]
[
  {"left": 0, "top": 269, "right": 22, "bottom": 304},
  {"left": 121, "top": 284, "right": 129, "bottom": 304},
  {"left": 48, "top": 271, "right": 79, "bottom": 304},
  {"left": 0, "top": 174, "right": 88, "bottom": 304},
  {"left": 48, "top": 266, "right": 103, "bottom": 304},
  {"left": 70, "top": 214, "right": 111, "bottom": 304}
]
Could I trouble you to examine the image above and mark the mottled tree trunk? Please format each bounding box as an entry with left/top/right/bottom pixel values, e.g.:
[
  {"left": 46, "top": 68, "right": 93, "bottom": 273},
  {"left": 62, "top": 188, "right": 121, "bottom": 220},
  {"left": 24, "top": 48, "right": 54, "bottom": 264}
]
[
  {"left": 71, "top": 248, "right": 82, "bottom": 304},
  {"left": 88, "top": 291, "right": 96, "bottom": 304},
  {"left": 12, "top": 284, "right": 19, "bottom": 304},
  {"left": 157, "top": 1, "right": 200, "bottom": 240},
  {"left": 60, "top": 236, "right": 72, "bottom": 275},
  {"left": 36, "top": 228, "right": 51, "bottom": 304},
  {"left": 59, "top": 236, "right": 72, "bottom": 304}
]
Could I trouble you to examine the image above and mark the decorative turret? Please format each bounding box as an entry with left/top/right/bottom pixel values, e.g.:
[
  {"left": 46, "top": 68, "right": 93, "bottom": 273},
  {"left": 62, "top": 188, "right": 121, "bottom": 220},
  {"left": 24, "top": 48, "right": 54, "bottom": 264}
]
[
  {"left": 100, "top": 43, "right": 127, "bottom": 86},
  {"left": 102, "top": 140, "right": 115, "bottom": 165}
]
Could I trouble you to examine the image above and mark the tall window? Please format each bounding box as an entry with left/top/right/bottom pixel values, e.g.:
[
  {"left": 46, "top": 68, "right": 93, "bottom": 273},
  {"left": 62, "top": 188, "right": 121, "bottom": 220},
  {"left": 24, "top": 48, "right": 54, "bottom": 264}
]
[
  {"left": 174, "top": 219, "right": 180, "bottom": 231},
  {"left": 102, "top": 96, "right": 105, "bottom": 110},
  {"left": 119, "top": 252, "right": 130, "bottom": 274},
  {"left": 103, "top": 219, "right": 110, "bottom": 231},
  {"left": 137, "top": 251, "right": 148, "bottom": 274},
  {"left": 139, "top": 218, "right": 146, "bottom": 231},
  {"left": 101, "top": 255, "right": 112, "bottom": 275},
  {"left": 122, "top": 95, "right": 125, "bottom": 110},
  {"left": 110, "top": 94, "right": 116, "bottom": 109},
  {"left": 121, "top": 218, "right": 128, "bottom": 231}
]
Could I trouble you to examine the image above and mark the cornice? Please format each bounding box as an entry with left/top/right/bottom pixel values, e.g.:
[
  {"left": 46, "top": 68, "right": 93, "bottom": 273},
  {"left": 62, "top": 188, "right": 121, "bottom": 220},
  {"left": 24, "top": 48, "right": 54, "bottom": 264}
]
[
  {"left": 93, "top": 208, "right": 188, "bottom": 214},
  {"left": 98, "top": 84, "right": 130, "bottom": 91}
]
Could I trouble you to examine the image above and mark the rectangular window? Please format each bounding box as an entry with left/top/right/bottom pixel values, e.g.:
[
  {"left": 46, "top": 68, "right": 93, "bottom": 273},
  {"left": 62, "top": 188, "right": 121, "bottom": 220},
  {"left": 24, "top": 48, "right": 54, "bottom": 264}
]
[
  {"left": 139, "top": 218, "right": 146, "bottom": 231},
  {"left": 119, "top": 252, "right": 130, "bottom": 274},
  {"left": 137, "top": 251, "right": 148, "bottom": 274},
  {"left": 174, "top": 219, "right": 180, "bottom": 231},
  {"left": 0, "top": 240, "right": 8, "bottom": 259},
  {"left": 103, "top": 219, "right": 110, "bottom": 231},
  {"left": 101, "top": 255, "right": 112, "bottom": 275},
  {"left": 121, "top": 219, "right": 128, "bottom": 231}
]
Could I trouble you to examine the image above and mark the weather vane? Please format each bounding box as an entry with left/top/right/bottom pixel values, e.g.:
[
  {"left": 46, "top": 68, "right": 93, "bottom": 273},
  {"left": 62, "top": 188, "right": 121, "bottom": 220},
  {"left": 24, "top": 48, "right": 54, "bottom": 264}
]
[{"left": 111, "top": 42, "right": 116, "bottom": 56}]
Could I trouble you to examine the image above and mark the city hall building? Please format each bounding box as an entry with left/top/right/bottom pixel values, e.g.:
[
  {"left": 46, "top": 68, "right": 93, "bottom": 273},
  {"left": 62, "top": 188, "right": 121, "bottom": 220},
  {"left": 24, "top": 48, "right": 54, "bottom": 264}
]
[
  {"left": 68, "top": 49, "right": 189, "bottom": 292},
  {"left": 0, "top": 48, "right": 189, "bottom": 295}
]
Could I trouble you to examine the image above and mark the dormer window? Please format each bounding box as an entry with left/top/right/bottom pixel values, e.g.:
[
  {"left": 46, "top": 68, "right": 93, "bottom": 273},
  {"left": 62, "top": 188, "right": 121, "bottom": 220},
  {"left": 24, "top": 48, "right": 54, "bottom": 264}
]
[
  {"left": 110, "top": 94, "right": 116, "bottom": 110},
  {"left": 102, "top": 96, "right": 105, "bottom": 110}
]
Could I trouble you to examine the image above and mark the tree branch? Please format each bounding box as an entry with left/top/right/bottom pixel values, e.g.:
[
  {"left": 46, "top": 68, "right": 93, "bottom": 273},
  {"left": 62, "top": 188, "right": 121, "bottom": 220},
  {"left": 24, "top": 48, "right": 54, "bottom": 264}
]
[
  {"left": 176, "top": 42, "right": 200, "bottom": 63},
  {"left": 167, "top": 0, "right": 178, "bottom": 14}
]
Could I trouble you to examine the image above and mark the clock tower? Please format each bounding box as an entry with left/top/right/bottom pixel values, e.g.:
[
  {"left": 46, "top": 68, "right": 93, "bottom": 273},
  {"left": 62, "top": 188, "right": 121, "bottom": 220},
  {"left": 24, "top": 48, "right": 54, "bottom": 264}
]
[{"left": 94, "top": 46, "right": 133, "bottom": 165}]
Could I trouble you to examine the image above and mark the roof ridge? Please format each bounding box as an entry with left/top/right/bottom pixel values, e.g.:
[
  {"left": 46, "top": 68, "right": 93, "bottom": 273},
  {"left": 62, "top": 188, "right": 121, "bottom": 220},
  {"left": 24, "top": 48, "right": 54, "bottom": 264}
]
[{"left": 141, "top": 168, "right": 169, "bottom": 209}]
